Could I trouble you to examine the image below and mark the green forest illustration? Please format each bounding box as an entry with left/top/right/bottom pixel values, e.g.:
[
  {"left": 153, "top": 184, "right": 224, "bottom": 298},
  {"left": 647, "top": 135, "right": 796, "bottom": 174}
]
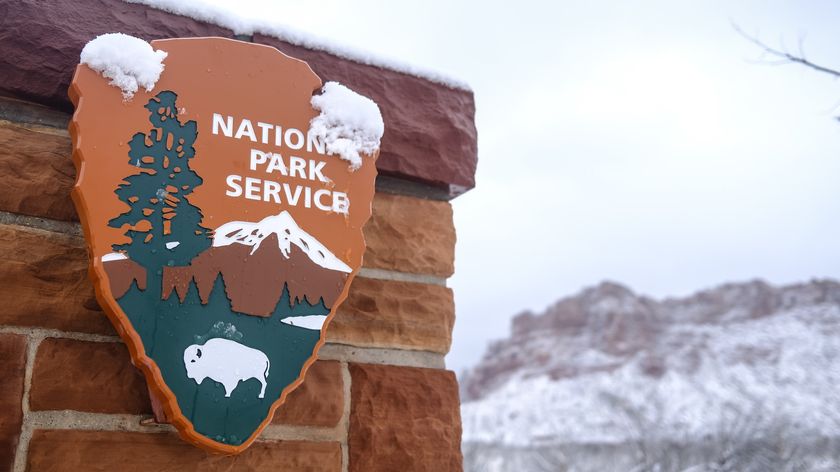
[{"left": 109, "top": 91, "right": 328, "bottom": 446}]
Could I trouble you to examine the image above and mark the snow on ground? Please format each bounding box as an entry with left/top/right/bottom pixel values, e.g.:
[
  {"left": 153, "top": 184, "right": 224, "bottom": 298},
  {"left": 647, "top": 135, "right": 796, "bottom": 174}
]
[
  {"left": 122, "top": 0, "right": 470, "bottom": 91},
  {"left": 80, "top": 33, "right": 168, "bottom": 99},
  {"left": 461, "top": 304, "right": 840, "bottom": 447},
  {"left": 310, "top": 82, "right": 384, "bottom": 169}
]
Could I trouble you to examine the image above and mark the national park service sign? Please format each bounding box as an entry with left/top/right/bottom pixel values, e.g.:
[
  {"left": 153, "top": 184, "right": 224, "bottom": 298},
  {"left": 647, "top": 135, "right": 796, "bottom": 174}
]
[{"left": 69, "top": 36, "right": 381, "bottom": 453}]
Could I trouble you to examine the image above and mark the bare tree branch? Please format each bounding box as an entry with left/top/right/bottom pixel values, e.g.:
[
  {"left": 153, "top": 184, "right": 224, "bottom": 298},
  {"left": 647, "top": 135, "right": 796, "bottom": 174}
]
[{"left": 732, "top": 22, "right": 840, "bottom": 78}]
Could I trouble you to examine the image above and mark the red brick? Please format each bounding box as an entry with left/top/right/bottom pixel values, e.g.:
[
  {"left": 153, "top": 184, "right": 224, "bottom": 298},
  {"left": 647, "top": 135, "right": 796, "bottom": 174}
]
[
  {"left": 0, "top": 334, "right": 26, "bottom": 472},
  {"left": 329, "top": 278, "right": 455, "bottom": 353},
  {"left": 272, "top": 360, "right": 343, "bottom": 428},
  {"left": 0, "top": 122, "right": 76, "bottom": 221},
  {"left": 365, "top": 193, "right": 455, "bottom": 278},
  {"left": 0, "top": 224, "right": 113, "bottom": 335},
  {"left": 27, "top": 430, "right": 341, "bottom": 471},
  {"left": 29, "top": 338, "right": 150, "bottom": 414},
  {"left": 348, "top": 363, "right": 462, "bottom": 472}
]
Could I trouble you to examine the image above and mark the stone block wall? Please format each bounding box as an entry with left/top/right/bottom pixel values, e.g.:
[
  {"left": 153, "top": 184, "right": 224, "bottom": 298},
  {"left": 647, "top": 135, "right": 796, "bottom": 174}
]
[{"left": 0, "top": 2, "right": 477, "bottom": 471}]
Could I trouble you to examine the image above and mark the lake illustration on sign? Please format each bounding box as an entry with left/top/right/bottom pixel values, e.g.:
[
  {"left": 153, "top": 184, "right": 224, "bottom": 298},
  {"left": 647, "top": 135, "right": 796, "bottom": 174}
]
[{"left": 69, "top": 36, "right": 381, "bottom": 454}]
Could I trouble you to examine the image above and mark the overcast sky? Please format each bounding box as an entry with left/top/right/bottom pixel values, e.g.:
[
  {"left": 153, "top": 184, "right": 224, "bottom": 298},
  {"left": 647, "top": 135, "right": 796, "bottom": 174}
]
[{"left": 202, "top": 0, "right": 840, "bottom": 372}]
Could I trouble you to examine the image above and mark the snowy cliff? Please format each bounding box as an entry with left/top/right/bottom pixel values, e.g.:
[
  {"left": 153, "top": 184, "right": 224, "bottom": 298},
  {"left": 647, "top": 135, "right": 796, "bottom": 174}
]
[{"left": 461, "top": 280, "right": 840, "bottom": 471}]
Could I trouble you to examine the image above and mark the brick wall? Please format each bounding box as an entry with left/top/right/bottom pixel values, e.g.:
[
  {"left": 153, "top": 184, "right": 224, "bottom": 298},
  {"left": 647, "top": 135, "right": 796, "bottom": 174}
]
[{"left": 0, "top": 2, "right": 477, "bottom": 470}]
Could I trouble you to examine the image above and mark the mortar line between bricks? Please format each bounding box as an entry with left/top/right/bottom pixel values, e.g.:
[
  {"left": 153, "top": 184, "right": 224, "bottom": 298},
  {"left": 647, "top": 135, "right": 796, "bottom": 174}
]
[
  {"left": 0, "top": 325, "right": 448, "bottom": 369},
  {"left": 0, "top": 326, "right": 121, "bottom": 343},
  {"left": 357, "top": 267, "right": 447, "bottom": 286},
  {"left": 24, "top": 411, "right": 174, "bottom": 434},
  {"left": 318, "top": 344, "right": 446, "bottom": 369},
  {"left": 0, "top": 210, "right": 450, "bottom": 287},
  {"left": 339, "top": 361, "right": 352, "bottom": 472},
  {"left": 22, "top": 411, "right": 343, "bottom": 443},
  {"left": 12, "top": 333, "right": 44, "bottom": 472},
  {"left": 260, "top": 423, "right": 343, "bottom": 443},
  {"left": 0, "top": 211, "right": 82, "bottom": 236},
  {"left": 0, "top": 100, "right": 71, "bottom": 130},
  {"left": 0, "top": 118, "right": 69, "bottom": 136}
]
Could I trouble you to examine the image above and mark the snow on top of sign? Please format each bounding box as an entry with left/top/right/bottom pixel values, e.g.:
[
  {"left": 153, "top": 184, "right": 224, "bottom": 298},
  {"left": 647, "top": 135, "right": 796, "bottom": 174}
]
[
  {"left": 80, "top": 33, "right": 168, "bottom": 99},
  {"left": 310, "top": 82, "right": 384, "bottom": 170},
  {"left": 121, "top": 0, "right": 471, "bottom": 91}
]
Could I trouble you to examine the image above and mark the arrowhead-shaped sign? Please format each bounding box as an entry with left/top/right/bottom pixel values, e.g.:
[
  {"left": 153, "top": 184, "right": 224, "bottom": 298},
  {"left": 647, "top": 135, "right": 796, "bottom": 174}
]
[{"left": 69, "top": 36, "right": 380, "bottom": 453}]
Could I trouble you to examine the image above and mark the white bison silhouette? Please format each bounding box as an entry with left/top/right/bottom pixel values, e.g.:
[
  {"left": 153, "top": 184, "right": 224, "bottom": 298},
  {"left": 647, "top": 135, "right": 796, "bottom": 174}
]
[{"left": 183, "top": 338, "right": 270, "bottom": 398}]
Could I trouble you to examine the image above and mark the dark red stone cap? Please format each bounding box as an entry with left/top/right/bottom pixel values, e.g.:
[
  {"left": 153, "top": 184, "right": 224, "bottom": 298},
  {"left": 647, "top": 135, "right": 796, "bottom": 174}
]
[{"left": 0, "top": 0, "right": 477, "bottom": 196}]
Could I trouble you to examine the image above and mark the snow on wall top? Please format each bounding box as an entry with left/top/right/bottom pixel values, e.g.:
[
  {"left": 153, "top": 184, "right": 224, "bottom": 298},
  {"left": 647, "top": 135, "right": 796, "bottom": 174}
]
[
  {"left": 80, "top": 33, "right": 168, "bottom": 99},
  {"left": 121, "top": 0, "right": 471, "bottom": 92},
  {"left": 310, "top": 82, "right": 384, "bottom": 170}
]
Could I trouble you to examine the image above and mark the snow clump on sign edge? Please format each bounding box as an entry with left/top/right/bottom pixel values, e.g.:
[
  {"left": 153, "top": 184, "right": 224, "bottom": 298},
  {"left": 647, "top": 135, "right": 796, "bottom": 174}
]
[
  {"left": 310, "top": 82, "right": 384, "bottom": 170},
  {"left": 80, "top": 33, "right": 168, "bottom": 99}
]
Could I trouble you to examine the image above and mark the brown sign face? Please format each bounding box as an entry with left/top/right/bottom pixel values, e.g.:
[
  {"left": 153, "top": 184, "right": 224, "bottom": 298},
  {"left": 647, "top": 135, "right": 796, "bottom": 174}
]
[{"left": 69, "top": 37, "right": 378, "bottom": 454}]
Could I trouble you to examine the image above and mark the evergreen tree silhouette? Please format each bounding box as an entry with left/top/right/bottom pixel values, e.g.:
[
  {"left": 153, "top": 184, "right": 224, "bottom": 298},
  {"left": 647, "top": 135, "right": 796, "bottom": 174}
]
[
  {"left": 207, "top": 274, "right": 232, "bottom": 313},
  {"left": 109, "top": 91, "right": 211, "bottom": 294},
  {"left": 268, "top": 283, "right": 330, "bottom": 319}
]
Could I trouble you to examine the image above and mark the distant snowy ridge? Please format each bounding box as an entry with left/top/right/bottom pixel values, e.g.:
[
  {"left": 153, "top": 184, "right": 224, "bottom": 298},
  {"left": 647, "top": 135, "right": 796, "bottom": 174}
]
[
  {"left": 311, "top": 82, "right": 384, "bottom": 169},
  {"left": 122, "top": 0, "right": 470, "bottom": 91},
  {"left": 461, "top": 279, "right": 840, "bottom": 449},
  {"left": 80, "top": 33, "right": 167, "bottom": 99},
  {"left": 463, "top": 303, "right": 840, "bottom": 446},
  {"left": 213, "top": 210, "right": 352, "bottom": 273}
]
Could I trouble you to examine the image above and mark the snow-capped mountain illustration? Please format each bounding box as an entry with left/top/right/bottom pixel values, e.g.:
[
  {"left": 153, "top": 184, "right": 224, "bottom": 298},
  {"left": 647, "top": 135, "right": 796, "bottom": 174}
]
[
  {"left": 461, "top": 280, "right": 840, "bottom": 471},
  {"left": 103, "top": 211, "right": 352, "bottom": 319},
  {"left": 213, "top": 211, "right": 351, "bottom": 273}
]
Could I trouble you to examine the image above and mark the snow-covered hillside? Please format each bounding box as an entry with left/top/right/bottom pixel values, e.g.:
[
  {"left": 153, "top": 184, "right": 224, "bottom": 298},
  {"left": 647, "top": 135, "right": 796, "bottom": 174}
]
[{"left": 461, "top": 280, "right": 840, "bottom": 471}]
